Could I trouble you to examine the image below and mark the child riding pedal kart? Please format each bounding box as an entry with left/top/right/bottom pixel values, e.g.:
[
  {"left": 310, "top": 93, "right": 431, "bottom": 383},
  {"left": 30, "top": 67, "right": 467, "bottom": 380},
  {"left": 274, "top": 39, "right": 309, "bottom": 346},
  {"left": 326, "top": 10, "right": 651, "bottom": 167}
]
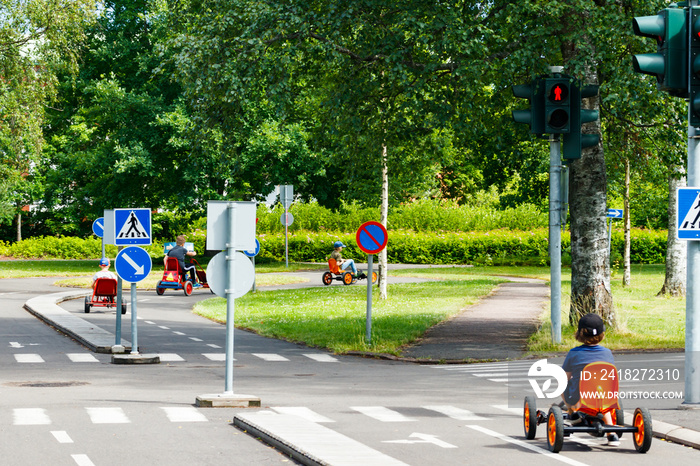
[{"left": 156, "top": 239, "right": 209, "bottom": 296}]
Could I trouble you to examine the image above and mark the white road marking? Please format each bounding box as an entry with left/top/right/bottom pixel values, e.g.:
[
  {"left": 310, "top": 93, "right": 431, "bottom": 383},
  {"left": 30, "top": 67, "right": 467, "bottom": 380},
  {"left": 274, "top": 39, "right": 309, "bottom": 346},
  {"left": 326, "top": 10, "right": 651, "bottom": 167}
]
[
  {"left": 9, "top": 341, "right": 24, "bottom": 348},
  {"left": 383, "top": 432, "right": 457, "bottom": 448},
  {"left": 51, "top": 431, "right": 73, "bottom": 443},
  {"left": 253, "top": 353, "right": 290, "bottom": 362},
  {"left": 172, "top": 331, "right": 186, "bottom": 335},
  {"left": 15, "top": 354, "right": 44, "bottom": 363},
  {"left": 157, "top": 353, "right": 185, "bottom": 362},
  {"left": 465, "top": 425, "right": 590, "bottom": 466},
  {"left": 271, "top": 407, "right": 336, "bottom": 423},
  {"left": 67, "top": 353, "right": 99, "bottom": 363},
  {"left": 422, "top": 405, "right": 489, "bottom": 421},
  {"left": 161, "top": 407, "right": 208, "bottom": 422},
  {"left": 206, "top": 343, "right": 221, "bottom": 348},
  {"left": 71, "top": 454, "right": 96, "bottom": 466},
  {"left": 86, "top": 407, "right": 130, "bottom": 424},
  {"left": 144, "top": 321, "right": 156, "bottom": 325},
  {"left": 351, "top": 406, "right": 416, "bottom": 422},
  {"left": 14, "top": 408, "right": 51, "bottom": 425},
  {"left": 203, "top": 353, "right": 227, "bottom": 361},
  {"left": 158, "top": 325, "right": 170, "bottom": 330},
  {"left": 303, "top": 353, "right": 338, "bottom": 362},
  {"left": 189, "top": 337, "right": 203, "bottom": 342}
]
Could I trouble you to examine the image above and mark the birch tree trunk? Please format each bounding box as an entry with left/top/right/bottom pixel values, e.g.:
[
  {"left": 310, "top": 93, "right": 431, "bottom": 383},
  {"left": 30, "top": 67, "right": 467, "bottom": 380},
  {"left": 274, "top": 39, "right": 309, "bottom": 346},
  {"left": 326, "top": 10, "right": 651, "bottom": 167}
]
[
  {"left": 567, "top": 65, "right": 615, "bottom": 327},
  {"left": 379, "top": 143, "right": 389, "bottom": 300},
  {"left": 658, "top": 165, "right": 686, "bottom": 296},
  {"left": 623, "top": 157, "right": 631, "bottom": 287},
  {"left": 16, "top": 212, "right": 21, "bottom": 242}
]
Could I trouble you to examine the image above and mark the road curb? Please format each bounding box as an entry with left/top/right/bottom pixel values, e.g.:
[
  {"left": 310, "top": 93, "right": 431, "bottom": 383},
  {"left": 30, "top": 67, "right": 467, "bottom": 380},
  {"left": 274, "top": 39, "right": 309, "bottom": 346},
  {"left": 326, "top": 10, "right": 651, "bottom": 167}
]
[{"left": 24, "top": 291, "right": 131, "bottom": 353}]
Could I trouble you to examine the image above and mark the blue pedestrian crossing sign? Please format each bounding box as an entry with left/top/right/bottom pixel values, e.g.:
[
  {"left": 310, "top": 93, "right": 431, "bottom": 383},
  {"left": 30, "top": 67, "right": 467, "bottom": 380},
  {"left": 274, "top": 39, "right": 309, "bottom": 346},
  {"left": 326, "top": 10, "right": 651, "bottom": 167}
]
[
  {"left": 677, "top": 188, "right": 700, "bottom": 240},
  {"left": 115, "top": 246, "right": 152, "bottom": 283},
  {"left": 114, "top": 208, "right": 151, "bottom": 246}
]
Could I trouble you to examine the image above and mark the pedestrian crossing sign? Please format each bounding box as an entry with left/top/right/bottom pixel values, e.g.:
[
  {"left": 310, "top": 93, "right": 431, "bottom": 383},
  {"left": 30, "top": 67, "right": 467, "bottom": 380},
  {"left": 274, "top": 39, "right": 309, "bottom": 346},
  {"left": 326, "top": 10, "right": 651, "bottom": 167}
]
[
  {"left": 677, "top": 188, "right": 700, "bottom": 240},
  {"left": 114, "top": 208, "right": 151, "bottom": 245}
]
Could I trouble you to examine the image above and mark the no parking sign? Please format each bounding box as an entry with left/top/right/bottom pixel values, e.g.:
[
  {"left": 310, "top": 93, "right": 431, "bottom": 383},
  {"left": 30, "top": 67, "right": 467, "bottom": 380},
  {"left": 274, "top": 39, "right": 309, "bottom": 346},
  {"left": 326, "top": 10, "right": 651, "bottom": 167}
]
[{"left": 355, "top": 221, "right": 388, "bottom": 255}]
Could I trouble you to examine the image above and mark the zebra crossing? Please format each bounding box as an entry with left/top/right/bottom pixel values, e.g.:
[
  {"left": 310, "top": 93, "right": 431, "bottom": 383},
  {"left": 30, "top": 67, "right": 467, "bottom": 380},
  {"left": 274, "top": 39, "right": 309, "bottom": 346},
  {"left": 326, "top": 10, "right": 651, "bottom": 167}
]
[
  {"left": 8, "top": 350, "right": 340, "bottom": 364},
  {"left": 7, "top": 404, "right": 496, "bottom": 427},
  {"left": 427, "top": 360, "right": 537, "bottom": 390}
]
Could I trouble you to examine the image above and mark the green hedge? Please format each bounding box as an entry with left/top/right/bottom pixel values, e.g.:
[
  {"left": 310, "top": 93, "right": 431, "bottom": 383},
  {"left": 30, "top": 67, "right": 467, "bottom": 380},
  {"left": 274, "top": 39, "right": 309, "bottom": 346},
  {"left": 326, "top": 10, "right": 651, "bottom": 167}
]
[
  {"left": 0, "top": 228, "right": 667, "bottom": 265},
  {"left": 257, "top": 228, "right": 666, "bottom": 265}
]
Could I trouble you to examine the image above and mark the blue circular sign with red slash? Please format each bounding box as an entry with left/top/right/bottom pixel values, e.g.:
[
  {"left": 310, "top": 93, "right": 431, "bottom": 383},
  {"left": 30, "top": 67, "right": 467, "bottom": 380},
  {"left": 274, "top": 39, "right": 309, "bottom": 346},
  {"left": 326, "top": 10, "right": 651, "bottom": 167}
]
[{"left": 356, "top": 221, "right": 388, "bottom": 255}]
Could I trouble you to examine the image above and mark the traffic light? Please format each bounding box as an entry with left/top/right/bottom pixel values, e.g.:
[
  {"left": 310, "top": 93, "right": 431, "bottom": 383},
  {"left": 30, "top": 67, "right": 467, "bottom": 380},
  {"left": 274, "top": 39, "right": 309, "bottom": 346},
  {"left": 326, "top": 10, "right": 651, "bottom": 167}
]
[
  {"left": 690, "top": 7, "right": 700, "bottom": 126},
  {"left": 562, "top": 83, "right": 600, "bottom": 160},
  {"left": 632, "top": 7, "right": 687, "bottom": 97},
  {"left": 512, "top": 79, "right": 544, "bottom": 134},
  {"left": 544, "top": 78, "right": 571, "bottom": 133}
]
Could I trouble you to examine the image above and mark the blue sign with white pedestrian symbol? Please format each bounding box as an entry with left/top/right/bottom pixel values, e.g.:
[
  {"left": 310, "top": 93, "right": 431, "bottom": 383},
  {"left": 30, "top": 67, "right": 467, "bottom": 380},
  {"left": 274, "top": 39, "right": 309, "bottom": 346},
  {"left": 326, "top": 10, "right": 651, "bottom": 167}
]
[
  {"left": 677, "top": 188, "right": 700, "bottom": 240},
  {"left": 92, "top": 217, "right": 105, "bottom": 238},
  {"left": 115, "top": 246, "right": 152, "bottom": 283},
  {"left": 114, "top": 208, "right": 151, "bottom": 245}
]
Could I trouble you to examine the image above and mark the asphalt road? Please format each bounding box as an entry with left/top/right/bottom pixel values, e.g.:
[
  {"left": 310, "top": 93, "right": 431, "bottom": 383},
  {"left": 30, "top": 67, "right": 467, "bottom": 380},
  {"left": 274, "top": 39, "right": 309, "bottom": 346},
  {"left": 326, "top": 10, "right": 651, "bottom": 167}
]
[{"left": 2, "top": 277, "right": 699, "bottom": 465}]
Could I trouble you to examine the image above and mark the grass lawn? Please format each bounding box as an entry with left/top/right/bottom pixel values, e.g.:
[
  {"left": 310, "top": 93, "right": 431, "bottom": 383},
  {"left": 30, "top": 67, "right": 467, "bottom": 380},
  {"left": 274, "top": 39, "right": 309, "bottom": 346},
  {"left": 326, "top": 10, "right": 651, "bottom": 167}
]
[{"left": 193, "top": 275, "right": 508, "bottom": 355}]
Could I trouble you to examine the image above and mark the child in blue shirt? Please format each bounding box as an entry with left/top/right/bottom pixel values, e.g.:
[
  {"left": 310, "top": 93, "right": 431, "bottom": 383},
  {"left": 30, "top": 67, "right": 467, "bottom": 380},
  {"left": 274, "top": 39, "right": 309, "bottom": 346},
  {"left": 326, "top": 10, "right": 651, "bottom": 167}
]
[{"left": 562, "top": 313, "right": 618, "bottom": 446}]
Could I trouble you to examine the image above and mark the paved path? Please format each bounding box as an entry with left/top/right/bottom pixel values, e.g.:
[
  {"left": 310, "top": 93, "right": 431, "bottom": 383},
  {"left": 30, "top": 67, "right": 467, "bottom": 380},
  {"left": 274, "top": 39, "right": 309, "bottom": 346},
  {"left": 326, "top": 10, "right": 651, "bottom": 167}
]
[{"left": 401, "top": 277, "right": 547, "bottom": 361}]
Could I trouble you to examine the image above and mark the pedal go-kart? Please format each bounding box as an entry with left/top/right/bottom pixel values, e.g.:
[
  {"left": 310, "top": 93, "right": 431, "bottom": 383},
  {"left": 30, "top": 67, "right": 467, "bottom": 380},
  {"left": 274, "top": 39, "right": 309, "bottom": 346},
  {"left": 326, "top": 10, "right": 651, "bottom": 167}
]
[
  {"left": 84, "top": 278, "right": 126, "bottom": 314},
  {"left": 322, "top": 258, "right": 377, "bottom": 286},
  {"left": 523, "top": 362, "right": 652, "bottom": 453},
  {"left": 156, "top": 256, "right": 209, "bottom": 296}
]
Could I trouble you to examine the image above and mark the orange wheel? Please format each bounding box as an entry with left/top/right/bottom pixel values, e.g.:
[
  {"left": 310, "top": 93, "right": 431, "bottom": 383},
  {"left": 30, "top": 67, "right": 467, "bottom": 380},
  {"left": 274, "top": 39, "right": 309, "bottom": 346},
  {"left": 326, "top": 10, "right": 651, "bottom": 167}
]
[
  {"left": 342, "top": 272, "right": 353, "bottom": 285},
  {"left": 371, "top": 272, "right": 378, "bottom": 284},
  {"left": 523, "top": 396, "right": 537, "bottom": 439},
  {"left": 546, "top": 406, "right": 563, "bottom": 453},
  {"left": 322, "top": 272, "right": 333, "bottom": 286},
  {"left": 633, "top": 407, "right": 652, "bottom": 453}
]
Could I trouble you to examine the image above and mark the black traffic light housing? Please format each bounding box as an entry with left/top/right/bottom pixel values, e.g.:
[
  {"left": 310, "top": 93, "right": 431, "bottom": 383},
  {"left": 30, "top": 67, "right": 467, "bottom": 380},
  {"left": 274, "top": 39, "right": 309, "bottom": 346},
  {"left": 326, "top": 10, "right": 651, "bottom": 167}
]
[
  {"left": 632, "top": 7, "right": 688, "bottom": 98},
  {"left": 544, "top": 78, "right": 571, "bottom": 133},
  {"left": 562, "top": 84, "right": 600, "bottom": 160},
  {"left": 690, "top": 6, "right": 700, "bottom": 126},
  {"left": 512, "top": 80, "right": 545, "bottom": 134}
]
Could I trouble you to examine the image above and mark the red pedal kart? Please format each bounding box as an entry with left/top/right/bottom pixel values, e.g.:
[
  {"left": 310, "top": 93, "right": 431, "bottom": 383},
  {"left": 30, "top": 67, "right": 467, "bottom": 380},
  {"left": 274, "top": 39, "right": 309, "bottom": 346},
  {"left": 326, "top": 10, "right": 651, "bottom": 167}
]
[
  {"left": 156, "top": 256, "right": 209, "bottom": 296},
  {"left": 84, "top": 278, "right": 126, "bottom": 314},
  {"left": 322, "top": 258, "right": 377, "bottom": 286},
  {"left": 523, "top": 362, "right": 652, "bottom": 453}
]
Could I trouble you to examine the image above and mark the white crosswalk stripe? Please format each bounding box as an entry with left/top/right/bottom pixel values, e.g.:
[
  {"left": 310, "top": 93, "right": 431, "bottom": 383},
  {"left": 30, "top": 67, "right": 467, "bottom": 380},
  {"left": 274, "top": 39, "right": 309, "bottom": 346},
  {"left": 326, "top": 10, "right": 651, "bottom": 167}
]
[
  {"left": 67, "top": 353, "right": 99, "bottom": 363},
  {"left": 15, "top": 354, "right": 44, "bottom": 363},
  {"left": 202, "top": 353, "right": 227, "bottom": 361},
  {"left": 161, "top": 407, "right": 208, "bottom": 422},
  {"left": 157, "top": 353, "right": 185, "bottom": 362},
  {"left": 13, "top": 408, "right": 51, "bottom": 425},
  {"left": 303, "top": 353, "right": 338, "bottom": 362},
  {"left": 422, "top": 405, "right": 489, "bottom": 421},
  {"left": 351, "top": 406, "right": 416, "bottom": 422},
  {"left": 86, "top": 407, "right": 130, "bottom": 424},
  {"left": 271, "top": 407, "right": 336, "bottom": 423},
  {"left": 253, "top": 353, "right": 290, "bottom": 362}
]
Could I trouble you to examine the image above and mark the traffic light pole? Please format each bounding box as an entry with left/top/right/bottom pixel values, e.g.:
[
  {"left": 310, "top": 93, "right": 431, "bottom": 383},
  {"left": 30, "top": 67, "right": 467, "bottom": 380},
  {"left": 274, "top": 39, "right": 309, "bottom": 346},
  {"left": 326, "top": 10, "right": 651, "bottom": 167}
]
[
  {"left": 686, "top": 116, "right": 700, "bottom": 406},
  {"left": 687, "top": 2, "right": 700, "bottom": 407},
  {"left": 549, "top": 136, "right": 562, "bottom": 344}
]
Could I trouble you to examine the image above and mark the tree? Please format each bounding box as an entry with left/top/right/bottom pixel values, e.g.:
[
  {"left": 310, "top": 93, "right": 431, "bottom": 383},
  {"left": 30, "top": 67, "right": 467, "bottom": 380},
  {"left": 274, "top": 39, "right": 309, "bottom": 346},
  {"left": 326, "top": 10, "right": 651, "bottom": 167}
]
[{"left": 0, "top": 0, "right": 97, "bottom": 237}]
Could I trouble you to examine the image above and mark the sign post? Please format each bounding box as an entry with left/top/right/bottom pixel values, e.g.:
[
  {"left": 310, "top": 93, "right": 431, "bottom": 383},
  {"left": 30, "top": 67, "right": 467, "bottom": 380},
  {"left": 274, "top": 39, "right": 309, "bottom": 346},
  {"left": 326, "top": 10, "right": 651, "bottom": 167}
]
[
  {"left": 356, "top": 221, "right": 388, "bottom": 344},
  {"left": 102, "top": 209, "right": 126, "bottom": 348},
  {"left": 606, "top": 209, "right": 623, "bottom": 263},
  {"left": 198, "top": 200, "right": 259, "bottom": 407},
  {"left": 243, "top": 239, "right": 261, "bottom": 292},
  {"left": 113, "top": 245, "right": 156, "bottom": 363},
  {"left": 279, "top": 185, "right": 293, "bottom": 267}
]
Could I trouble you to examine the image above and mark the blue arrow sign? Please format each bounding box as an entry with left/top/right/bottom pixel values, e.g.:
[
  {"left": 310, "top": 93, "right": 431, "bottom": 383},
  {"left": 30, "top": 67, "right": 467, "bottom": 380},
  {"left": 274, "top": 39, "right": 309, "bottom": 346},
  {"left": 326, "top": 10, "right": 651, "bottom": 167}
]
[
  {"left": 606, "top": 209, "right": 623, "bottom": 219},
  {"left": 114, "top": 208, "right": 151, "bottom": 246},
  {"left": 115, "top": 246, "right": 152, "bottom": 283},
  {"left": 678, "top": 187, "right": 700, "bottom": 240},
  {"left": 92, "top": 217, "right": 105, "bottom": 238}
]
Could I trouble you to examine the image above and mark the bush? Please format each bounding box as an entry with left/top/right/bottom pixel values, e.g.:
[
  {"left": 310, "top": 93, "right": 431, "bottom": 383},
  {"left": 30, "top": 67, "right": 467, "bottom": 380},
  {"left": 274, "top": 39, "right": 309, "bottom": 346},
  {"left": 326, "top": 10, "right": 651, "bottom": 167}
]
[{"left": 255, "top": 199, "right": 547, "bottom": 234}]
